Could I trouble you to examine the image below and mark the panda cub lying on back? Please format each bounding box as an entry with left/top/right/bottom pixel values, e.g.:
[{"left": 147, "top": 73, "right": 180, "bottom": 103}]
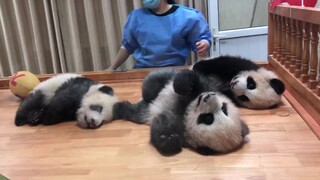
[
  {"left": 15, "top": 73, "right": 119, "bottom": 129},
  {"left": 193, "top": 56, "right": 285, "bottom": 109},
  {"left": 116, "top": 69, "right": 249, "bottom": 155}
]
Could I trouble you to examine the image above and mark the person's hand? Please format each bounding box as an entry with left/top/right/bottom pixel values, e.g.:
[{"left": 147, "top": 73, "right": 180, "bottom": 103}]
[{"left": 196, "top": 40, "right": 209, "bottom": 57}]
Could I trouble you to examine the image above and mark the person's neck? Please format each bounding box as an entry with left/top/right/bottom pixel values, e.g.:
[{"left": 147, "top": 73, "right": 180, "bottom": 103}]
[{"left": 152, "top": 3, "right": 172, "bottom": 14}]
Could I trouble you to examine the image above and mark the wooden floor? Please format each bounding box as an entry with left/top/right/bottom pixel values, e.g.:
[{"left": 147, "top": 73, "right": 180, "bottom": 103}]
[{"left": 1, "top": 80, "right": 320, "bottom": 180}]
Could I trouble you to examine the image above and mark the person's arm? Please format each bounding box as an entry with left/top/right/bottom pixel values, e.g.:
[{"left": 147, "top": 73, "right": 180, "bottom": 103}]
[
  {"left": 187, "top": 10, "right": 212, "bottom": 58},
  {"left": 108, "top": 46, "right": 130, "bottom": 70},
  {"left": 108, "top": 10, "right": 138, "bottom": 70}
]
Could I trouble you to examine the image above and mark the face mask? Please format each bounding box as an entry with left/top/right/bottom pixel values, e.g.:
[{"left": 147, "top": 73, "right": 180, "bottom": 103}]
[{"left": 142, "top": 0, "right": 161, "bottom": 9}]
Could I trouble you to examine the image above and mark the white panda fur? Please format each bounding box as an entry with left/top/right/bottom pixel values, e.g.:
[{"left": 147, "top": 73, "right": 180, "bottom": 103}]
[
  {"left": 193, "top": 55, "right": 285, "bottom": 109},
  {"left": 230, "top": 68, "right": 283, "bottom": 109},
  {"left": 77, "top": 84, "right": 119, "bottom": 128},
  {"left": 184, "top": 92, "right": 243, "bottom": 153},
  {"left": 15, "top": 73, "right": 118, "bottom": 128},
  {"left": 146, "top": 81, "right": 178, "bottom": 125},
  {"left": 116, "top": 69, "right": 249, "bottom": 155}
]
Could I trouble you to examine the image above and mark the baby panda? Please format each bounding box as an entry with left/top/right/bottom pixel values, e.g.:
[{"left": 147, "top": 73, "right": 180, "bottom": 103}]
[
  {"left": 192, "top": 55, "right": 285, "bottom": 109},
  {"left": 114, "top": 69, "right": 249, "bottom": 156},
  {"left": 15, "top": 73, "right": 119, "bottom": 129}
]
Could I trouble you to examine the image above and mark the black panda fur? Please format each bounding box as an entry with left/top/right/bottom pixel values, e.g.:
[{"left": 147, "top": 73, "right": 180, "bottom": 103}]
[
  {"left": 193, "top": 55, "right": 285, "bottom": 109},
  {"left": 115, "top": 69, "right": 249, "bottom": 156},
  {"left": 15, "top": 73, "right": 119, "bottom": 128}
]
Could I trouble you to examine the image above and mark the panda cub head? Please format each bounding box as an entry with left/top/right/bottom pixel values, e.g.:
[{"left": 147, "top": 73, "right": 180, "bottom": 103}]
[
  {"left": 77, "top": 84, "right": 119, "bottom": 129},
  {"left": 184, "top": 92, "right": 249, "bottom": 154},
  {"left": 231, "top": 68, "right": 285, "bottom": 109}
]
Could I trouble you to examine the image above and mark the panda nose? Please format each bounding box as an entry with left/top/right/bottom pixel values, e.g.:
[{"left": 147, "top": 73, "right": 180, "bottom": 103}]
[
  {"left": 204, "top": 93, "right": 215, "bottom": 102},
  {"left": 90, "top": 119, "right": 96, "bottom": 126},
  {"left": 230, "top": 80, "right": 238, "bottom": 88}
]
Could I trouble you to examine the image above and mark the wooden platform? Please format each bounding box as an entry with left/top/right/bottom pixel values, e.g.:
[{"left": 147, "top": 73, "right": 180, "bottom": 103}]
[{"left": 1, "top": 73, "right": 320, "bottom": 179}]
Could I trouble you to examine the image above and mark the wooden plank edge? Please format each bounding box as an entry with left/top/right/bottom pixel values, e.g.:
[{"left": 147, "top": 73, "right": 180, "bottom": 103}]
[
  {"left": 0, "top": 66, "right": 189, "bottom": 89},
  {"left": 283, "top": 90, "right": 320, "bottom": 139},
  {"left": 268, "top": 56, "right": 320, "bottom": 139}
]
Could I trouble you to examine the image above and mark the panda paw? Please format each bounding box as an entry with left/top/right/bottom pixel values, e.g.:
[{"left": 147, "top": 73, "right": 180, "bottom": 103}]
[
  {"left": 152, "top": 133, "right": 182, "bottom": 155},
  {"left": 28, "top": 108, "right": 44, "bottom": 126},
  {"left": 173, "top": 70, "right": 202, "bottom": 98}
]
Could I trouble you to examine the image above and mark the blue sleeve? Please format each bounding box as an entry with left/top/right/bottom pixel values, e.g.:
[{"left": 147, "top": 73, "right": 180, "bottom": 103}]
[
  {"left": 187, "top": 11, "right": 212, "bottom": 52},
  {"left": 121, "top": 12, "right": 139, "bottom": 54}
]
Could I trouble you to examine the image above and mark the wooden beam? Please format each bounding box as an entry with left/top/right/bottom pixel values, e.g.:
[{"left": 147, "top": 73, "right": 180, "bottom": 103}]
[{"left": 271, "top": 5, "right": 320, "bottom": 25}]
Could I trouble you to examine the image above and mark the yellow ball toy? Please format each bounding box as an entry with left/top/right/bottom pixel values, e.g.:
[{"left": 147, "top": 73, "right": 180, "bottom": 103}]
[{"left": 9, "top": 71, "right": 40, "bottom": 99}]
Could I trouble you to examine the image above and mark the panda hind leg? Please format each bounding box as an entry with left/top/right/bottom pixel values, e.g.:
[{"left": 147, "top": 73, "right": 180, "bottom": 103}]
[
  {"left": 150, "top": 113, "right": 185, "bottom": 156},
  {"left": 15, "top": 90, "right": 46, "bottom": 126}
]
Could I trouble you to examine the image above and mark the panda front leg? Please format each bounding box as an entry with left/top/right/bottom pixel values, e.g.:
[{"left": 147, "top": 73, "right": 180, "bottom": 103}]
[
  {"left": 113, "top": 100, "right": 149, "bottom": 124},
  {"left": 150, "top": 113, "right": 185, "bottom": 155},
  {"left": 41, "top": 91, "right": 78, "bottom": 125},
  {"left": 173, "top": 69, "right": 203, "bottom": 99}
]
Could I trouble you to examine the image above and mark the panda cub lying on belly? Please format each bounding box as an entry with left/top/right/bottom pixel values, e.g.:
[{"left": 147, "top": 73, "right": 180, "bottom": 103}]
[
  {"left": 15, "top": 73, "right": 119, "bottom": 129},
  {"left": 193, "top": 55, "right": 286, "bottom": 109},
  {"left": 115, "top": 69, "right": 249, "bottom": 155}
]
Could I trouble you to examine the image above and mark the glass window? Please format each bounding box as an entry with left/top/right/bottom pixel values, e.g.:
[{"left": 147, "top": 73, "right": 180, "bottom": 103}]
[{"left": 218, "top": 0, "right": 268, "bottom": 31}]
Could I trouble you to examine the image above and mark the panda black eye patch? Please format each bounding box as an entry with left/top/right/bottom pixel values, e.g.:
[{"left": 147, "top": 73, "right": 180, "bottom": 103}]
[
  {"left": 89, "top": 105, "right": 103, "bottom": 113},
  {"left": 197, "top": 113, "right": 214, "bottom": 125},
  {"left": 221, "top": 102, "right": 228, "bottom": 116},
  {"left": 246, "top": 76, "right": 256, "bottom": 90},
  {"left": 238, "top": 95, "right": 249, "bottom": 102}
]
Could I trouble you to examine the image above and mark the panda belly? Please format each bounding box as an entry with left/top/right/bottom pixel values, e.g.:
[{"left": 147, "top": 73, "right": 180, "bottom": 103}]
[{"left": 146, "top": 82, "right": 181, "bottom": 125}]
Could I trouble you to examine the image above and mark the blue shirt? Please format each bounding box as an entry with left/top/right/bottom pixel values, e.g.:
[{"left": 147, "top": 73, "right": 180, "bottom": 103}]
[{"left": 122, "top": 5, "right": 212, "bottom": 68}]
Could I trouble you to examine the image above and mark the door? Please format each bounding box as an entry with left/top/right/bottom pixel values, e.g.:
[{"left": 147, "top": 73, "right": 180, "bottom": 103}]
[{"left": 208, "top": 0, "right": 269, "bottom": 62}]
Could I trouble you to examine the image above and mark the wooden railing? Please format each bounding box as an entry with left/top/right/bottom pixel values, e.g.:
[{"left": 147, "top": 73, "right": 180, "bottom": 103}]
[{"left": 268, "top": 5, "right": 320, "bottom": 134}]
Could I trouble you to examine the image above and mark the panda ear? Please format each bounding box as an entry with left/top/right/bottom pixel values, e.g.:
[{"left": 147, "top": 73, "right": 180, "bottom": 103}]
[
  {"left": 269, "top": 78, "right": 285, "bottom": 95},
  {"left": 98, "top": 86, "right": 114, "bottom": 95}
]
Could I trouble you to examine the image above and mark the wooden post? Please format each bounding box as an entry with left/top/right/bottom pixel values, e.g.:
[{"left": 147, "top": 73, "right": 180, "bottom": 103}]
[
  {"left": 300, "top": 22, "right": 310, "bottom": 83},
  {"left": 289, "top": 19, "right": 297, "bottom": 73},
  {"left": 271, "top": 14, "right": 278, "bottom": 58},
  {"left": 317, "top": 25, "right": 320, "bottom": 96},
  {"left": 276, "top": 15, "right": 283, "bottom": 61},
  {"left": 285, "top": 17, "right": 292, "bottom": 68},
  {"left": 317, "top": 46, "right": 320, "bottom": 95},
  {"left": 280, "top": 16, "right": 287, "bottom": 65},
  {"left": 294, "top": 20, "right": 303, "bottom": 78},
  {"left": 269, "top": 12, "right": 275, "bottom": 58},
  {"left": 308, "top": 24, "right": 319, "bottom": 89}
]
